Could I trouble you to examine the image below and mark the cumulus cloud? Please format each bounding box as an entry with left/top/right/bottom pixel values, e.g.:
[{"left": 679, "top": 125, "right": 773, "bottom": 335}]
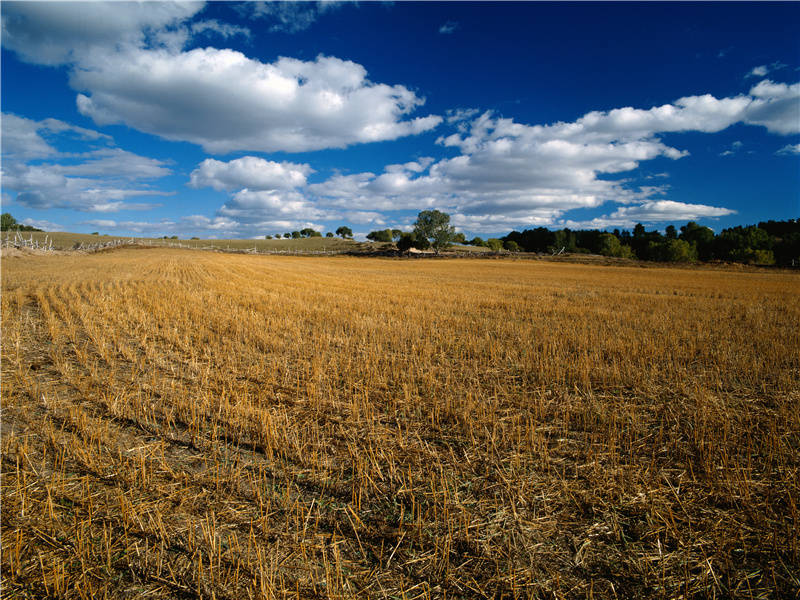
[
  {"left": 74, "top": 50, "right": 442, "bottom": 153},
  {"left": 190, "top": 78, "right": 796, "bottom": 234},
  {"left": 1, "top": 114, "right": 173, "bottom": 213},
  {"left": 308, "top": 82, "right": 797, "bottom": 232},
  {"left": 743, "top": 80, "right": 800, "bottom": 134},
  {"left": 189, "top": 157, "right": 312, "bottom": 191},
  {"left": 3, "top": 2, "right": 440, "bottom": 154},
  {"left": 218, "top": 189, "right": 335, "bottom": 225},
  {"left": 0, "top": 1, "right": 204, "bottom": 65}
]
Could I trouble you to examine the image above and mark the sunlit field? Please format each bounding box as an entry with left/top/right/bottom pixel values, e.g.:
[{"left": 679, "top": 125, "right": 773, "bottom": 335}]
[{"left": 2, "top": 249, "right": 798, "bottom": 599}]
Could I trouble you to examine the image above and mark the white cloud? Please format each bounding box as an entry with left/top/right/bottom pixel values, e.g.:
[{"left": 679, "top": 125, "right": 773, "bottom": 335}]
[
  {"left": 218, "top": 189, "right": 334, "bottom": 223},
  {"left": 4, "top": 2, "right": 439, "bottom": 154},
  {"left": 190, "top": 19, "right": 250, "bottom": 40},
  {"left": 439, "top": 21, "right": 458, "bottom": 34},
  {"left": 743, "top": 80, "right": 800, "bottom": 134},
  {"left": 189, "top": 157, "right": 312, "bottom": 191},
  {"left": 0, "top": 1, "right": 204, "bottom": 65},
  {"left": 2, "top": 115, "right": 173, "bottom": 213},
  {"left": 720, "top": 140, "right": 743, "bottom": 156},
  {"left": 21, "top": 217, "right": 64, "bottom": 232},
  {"left": 55, "top": 148, "right": 172, "bottom": 180},
  {"left": 1, "top": 113, "right": 111, "bottom": 160},
  {"left": 74, "top": 49, "right": 442, "bottom": 153},
  {"left": 605, "top": 200, "right": 735, "bottom": 222},
  {"left": 246, "top": 1, "right": 342, "bottom": 33},
  {"left": 344, "top": 211, "right": 387, "bottom": 225},
  {"left": 309, "top": 83, "right": 794, "bottom": 232},
  {"left": 746, "top": 61, "right": 787, "bottom": 79},
  {"left": 558, "top": 201, "right": 735, "bottom": 231},
  {"left": 4, "top": 161, "right": 169, "bottom": 210},
  {"left": 198, "top": 79, "right": 793, "bottom": 234},
  {"left": 446, "top": 108, "right": 480, "bottom": 124},
  {"left": 776, "top": 143, "right": 800, "bottom": 155}
]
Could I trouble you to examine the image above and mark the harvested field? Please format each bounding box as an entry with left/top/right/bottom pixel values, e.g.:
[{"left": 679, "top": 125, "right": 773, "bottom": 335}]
[{"left": 1, "top": 248, "right": 798, "bottom": 599}]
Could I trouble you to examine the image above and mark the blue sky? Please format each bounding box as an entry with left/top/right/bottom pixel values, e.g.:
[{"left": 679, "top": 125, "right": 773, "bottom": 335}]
[{"left": 2, "top": 1, "right": 798, "bottom": 239}]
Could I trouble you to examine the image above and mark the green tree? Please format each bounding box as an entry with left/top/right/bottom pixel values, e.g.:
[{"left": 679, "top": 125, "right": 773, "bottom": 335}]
[
  {"left": 503, "top": 240, "right": 521, "bottom": 252},
  {"left": 679, "top": 221, "right": 715, "bottom": 261},
  {"left": 1, "top": 213, "right": 42, "bottom": 232},
  {"left": 468, "top": 236, "right": 487, "bottom": 247},
  {"left": 366, "top": 229, "right": 393, "bottom": 242},
  {"left": 396, "top": 232, "right": 416, "bottom": 255},
  {"left": 752, "top": 249, "right": 775, "bottom": 265},
  {"left": 1, "top": 213, "right": 18, "bottom": 231},
  {"left": 486, "top": 238, "right": 504, "bottom": 251},
  {"left": 651, "top": 239, "right": 697, "bottom": 262},
  {"left": 336, "top": 226, "right": 353, "bottom": 239},
  {"left": 452, "top": 232, "right": 467, "bottom": 244},
  {"left": 598, "top": 233, "right": 634, "bottom": 258},
  {"left": 291, "top": 231, "right": 301, "bottom": 239},
  {"left": 391, "top": 229, "right": 403, "bottom": 240},
  {"left": 325, "top": 232, "right": 334, "bottom": 238},
  {"left": 412, "top": 210, "right": 455, "bottom": 254}
]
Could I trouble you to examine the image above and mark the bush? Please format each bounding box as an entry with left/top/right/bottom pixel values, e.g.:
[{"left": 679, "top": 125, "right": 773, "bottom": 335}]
[
  {"left": 486, "top": 238, "right": 504, "bottom": 252},
  {"left": 752, "top": 249, "right": 775, "bottom": 265},
  {"left": 396, "top": 232, "right": 416, "bottom": 254},
  {"left": 366, "top": 229, "right": 393, "bottom": 243},
  {"left": 598, "top": 233, "right": 634, "bottom": 258},
  {"left": 650, "top": 239, "right": 697, "bottom": 262}
]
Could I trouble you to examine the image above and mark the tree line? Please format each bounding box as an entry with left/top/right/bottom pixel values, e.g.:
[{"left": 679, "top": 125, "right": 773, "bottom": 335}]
[
  {"left": 497, "top": 220, "right": 799, "bottom": 266},
  {"left": 366, "top": 212, "right": 798, "bottom": 266}
]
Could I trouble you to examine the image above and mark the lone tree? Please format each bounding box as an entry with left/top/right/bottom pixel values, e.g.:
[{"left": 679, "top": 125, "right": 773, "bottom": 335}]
[
  {"left": 412, "top": 209, "right": 455, "bottom": 254},
  {"left": 335, "top": 226, "right": 353, "bottom": 239}
]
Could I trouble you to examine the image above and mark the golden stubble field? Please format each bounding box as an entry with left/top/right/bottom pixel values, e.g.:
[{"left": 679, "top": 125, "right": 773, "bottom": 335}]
[{"left": 1, "top": 248, "right": 798, "bottom": 599}]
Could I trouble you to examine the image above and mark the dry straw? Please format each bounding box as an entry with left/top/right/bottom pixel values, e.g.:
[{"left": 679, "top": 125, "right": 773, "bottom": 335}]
[{"left": 2, "top": 248, "right": 798, "bottom": 598}]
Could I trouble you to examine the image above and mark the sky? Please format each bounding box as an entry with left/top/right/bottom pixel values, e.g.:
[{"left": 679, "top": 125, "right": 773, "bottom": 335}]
[{"left": 1, "top": 1, "right": 799, "bottom": 240}]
